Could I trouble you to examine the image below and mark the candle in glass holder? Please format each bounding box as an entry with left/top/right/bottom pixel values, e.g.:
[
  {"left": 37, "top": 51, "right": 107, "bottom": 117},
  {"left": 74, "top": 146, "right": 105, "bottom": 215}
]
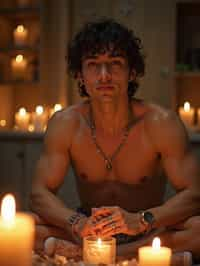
[
  {"left": 178, "top": 101, "right": 194, "bottom": 129},
  {"left": 11, "top": 54, "right": 27, "bottom": 81},
  {"left": 139, "top": 237, "right": 171, "bottom": 266},
  {"left": 14, "top": 25, "right": 28, "bottom": 46},
  {"left": 15, "top": 107, "right": 30, "bottom": 131},
  {"left": 83, "top": 236, "right": 116, "bottom": 264},
  {"left": 32, "top": 105, "right": 48, "bottom": 132},
  {"left": 0, "top": 194, "right": 34, "bottom": 266}
]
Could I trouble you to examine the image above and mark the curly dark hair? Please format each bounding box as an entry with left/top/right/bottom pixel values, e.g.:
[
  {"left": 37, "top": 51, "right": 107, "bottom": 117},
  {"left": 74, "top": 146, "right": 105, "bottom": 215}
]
[{"left": 67, "top": 18, "right": 145, "bottom": 98}]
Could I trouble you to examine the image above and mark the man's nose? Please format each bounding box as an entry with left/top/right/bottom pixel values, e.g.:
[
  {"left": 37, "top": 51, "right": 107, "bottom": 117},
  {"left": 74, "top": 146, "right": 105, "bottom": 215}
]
[{"left": 98, "top": 63, "right": 112, "bottom": 81}]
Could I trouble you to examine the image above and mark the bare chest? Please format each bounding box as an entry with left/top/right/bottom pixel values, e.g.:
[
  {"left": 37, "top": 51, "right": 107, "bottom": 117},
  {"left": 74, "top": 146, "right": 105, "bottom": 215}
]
[{"left": 70, "top": 121, "right": 161, "bottom": 185}]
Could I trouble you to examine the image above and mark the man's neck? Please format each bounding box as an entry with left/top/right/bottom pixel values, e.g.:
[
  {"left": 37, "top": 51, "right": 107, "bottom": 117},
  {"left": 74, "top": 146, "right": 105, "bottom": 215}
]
[{"left": 90, "top": 99, "right": 132, "bottom": 136}]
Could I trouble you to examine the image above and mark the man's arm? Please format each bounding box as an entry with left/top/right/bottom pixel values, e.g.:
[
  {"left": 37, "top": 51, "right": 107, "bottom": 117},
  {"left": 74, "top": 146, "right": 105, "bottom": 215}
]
[
  {"left": 30, "top": 109, "right": 81, "bottom": 236},
  {"left": 146, "top": 108, "right": 200, "bottom": 228}
]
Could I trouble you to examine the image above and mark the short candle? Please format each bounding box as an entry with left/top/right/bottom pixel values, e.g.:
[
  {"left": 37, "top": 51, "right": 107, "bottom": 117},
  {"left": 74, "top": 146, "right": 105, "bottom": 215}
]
[
  {"left": 178, "top": 101, "right": 194, "bottom": 129},
  {"left": 14, "top": 25, "right": 28, "bottom": 46},
  {"left": 83, "top": 236, "right": 116, "bottom": 264},
  {"left": 139, "top": 237, "right": 171, "bottom": 266},
  {"left": 0, "top": 194, "right": 34, "bottom": 266}
]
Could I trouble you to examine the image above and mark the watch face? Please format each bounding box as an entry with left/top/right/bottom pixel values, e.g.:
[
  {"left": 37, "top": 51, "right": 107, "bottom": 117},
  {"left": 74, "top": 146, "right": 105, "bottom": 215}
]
[{"left": 143, "top": 211, "right": 154, "bottom": 224}]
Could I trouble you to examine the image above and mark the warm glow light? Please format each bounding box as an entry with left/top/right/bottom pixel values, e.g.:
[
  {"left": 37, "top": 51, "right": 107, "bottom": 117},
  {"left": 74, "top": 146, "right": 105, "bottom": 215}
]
[
  {"left": 28, "top": 124, "right": 34, "bottom": 132},
  {"left": 0, "top": 120, "right": 6, "bottom": 127},
  {"left": 1, "top": 194, "right": 16, "bottom": 222},
  {"left": 16, "top": 54, "right": 23, "bottom": 63},
  {"left": 152, "top": 237, "right": 161, "bottom": 251},
  {"left": 97, "top": 238, "right": 102, "bottom": 245},
  {"left": 184, "top": 101, "right": 190, "bottom": 112},
  {"left": 54, "top": 103, "right": 62, "bottom": 112},
  {"left": 16, "top": 25, "right": 25, "bottom": 33},
  {"left": 19, "top": 107, "right": 27, "bottom": 116},
  {"left": 36, "top": 105, "right": 44, "bottom": 115}
]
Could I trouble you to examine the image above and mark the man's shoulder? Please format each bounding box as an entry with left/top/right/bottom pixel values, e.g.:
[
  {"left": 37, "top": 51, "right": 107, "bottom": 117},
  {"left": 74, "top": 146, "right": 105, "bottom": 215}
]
[
  {"left": 49, "top": 101, "right": 87, "bottom": 127},
  {"left": 143, "top": 103, "right": 181, "bottom": 130},
  {"left": 142, "top": 102, "right": 188, "bottom": 150}
]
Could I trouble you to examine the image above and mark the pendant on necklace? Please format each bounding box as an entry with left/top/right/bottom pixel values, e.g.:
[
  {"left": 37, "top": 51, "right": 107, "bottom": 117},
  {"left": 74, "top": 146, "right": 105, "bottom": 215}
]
[{"left": 105, "top": 160, "right": 112, "bottom": 171}]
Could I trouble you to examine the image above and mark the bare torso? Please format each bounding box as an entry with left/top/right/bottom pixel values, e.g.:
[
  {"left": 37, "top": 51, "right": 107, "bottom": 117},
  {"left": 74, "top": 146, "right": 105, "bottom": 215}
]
[{"left": 68, "top": 99, "right": 166, "bottom": 214}]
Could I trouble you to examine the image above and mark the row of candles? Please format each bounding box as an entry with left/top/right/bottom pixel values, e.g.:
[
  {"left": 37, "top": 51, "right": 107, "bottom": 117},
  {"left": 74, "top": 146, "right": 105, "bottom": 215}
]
[
  {"left": 179, "top": 101, "right": 200, "bottom": 130},
  {"left": 0, "top": 104, "right": 62, "bottom": 132},
  {"left": 12, "top": 24, "right": 34, "bottom": 80},
  {"left": 0, "top": 193, "right": 172, "bottom": 266}
]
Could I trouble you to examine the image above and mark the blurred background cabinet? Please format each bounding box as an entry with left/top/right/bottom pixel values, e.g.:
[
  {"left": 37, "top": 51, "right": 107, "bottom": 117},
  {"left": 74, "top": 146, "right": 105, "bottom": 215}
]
[{"left": 175, "top": 2, "right": 200, "bottom": 115}]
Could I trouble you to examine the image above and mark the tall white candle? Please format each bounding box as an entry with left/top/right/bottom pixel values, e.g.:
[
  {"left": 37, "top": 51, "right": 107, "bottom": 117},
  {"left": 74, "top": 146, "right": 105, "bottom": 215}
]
[
  {"left": 32, "top": 105, "right": 48, "bottom": 132},
  {"left": 15, "top": 107, "right": 30, "bottom": 131},
  {"left": 0, "top": 194, "right": 34, "bottom": 266},
  {"left": 14, "top": 25, "right": 28, "bottom": 46},
  {"left": 139, "top": 237, "right": 171, "bottom": 266},
  {"left": 11, "top": 54, "right": 27, "bottom": 81},
  {"left": 178, "top": 101, "right": 194, "bottom": 129},
  {"left": 83, "top": 237, "right": 116, "bottom": 264}
]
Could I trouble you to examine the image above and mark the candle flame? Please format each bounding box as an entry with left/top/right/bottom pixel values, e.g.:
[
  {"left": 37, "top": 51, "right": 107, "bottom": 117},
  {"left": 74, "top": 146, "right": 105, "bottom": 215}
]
[
  {"left": 54, "top": 104, "right": 62, "bottom": 112},
  {"left": 1, "top": 194, "right": 16, "bottom": 222},
  {"left": 97, "top": 238, "right": 102, "bottom": 245},
  {"left": 152, "top": 237, "right": 161, "bottom": 251},
  {"left": 36, "top": 105, "right": 44, "bottom": 115},
  {"left": 16, "top": 25, "right": 25, "bottom": 33},
  {"left": 184, "top": 102, "right": 190, "bottom": 112},
  {"left": 19, "top": 107, "right": 27, "bottom": 116},
  {"left": 16, "top": 54, "right": 23, "bottom": 63}
]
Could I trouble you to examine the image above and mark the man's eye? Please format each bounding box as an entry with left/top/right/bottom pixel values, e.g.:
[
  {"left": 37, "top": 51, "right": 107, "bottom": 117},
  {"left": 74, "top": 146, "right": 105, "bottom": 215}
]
[{"left": 111, "top": 60, "right": 122, "bottom": 66}]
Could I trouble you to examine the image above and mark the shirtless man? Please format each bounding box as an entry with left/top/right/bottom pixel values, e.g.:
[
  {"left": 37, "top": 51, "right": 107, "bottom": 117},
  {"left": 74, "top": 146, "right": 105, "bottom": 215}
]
[{"left": 30, "top": 19, "right": 200, "bottom": 258}]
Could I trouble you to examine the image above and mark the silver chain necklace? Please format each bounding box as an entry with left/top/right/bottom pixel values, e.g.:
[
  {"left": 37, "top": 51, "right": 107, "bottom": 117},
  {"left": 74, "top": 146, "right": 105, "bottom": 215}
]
[{"left": 89, "top": 104, "right": 132, "bottom": 171}]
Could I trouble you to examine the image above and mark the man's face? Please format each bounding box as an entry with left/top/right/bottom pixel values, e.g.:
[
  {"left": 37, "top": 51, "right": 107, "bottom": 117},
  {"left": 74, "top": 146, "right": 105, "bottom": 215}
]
[{"left": 80, "top": 51, "right": 135, "bottom": 102}]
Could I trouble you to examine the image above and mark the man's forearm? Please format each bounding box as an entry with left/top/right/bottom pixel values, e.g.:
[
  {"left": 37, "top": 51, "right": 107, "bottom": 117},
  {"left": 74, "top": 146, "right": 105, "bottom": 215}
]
[
  {"left": 149, "top": 189, "right": 200, "bottom": 228},
  {"left": 30, "top": 187, "right": 77, "bottom": 233}
]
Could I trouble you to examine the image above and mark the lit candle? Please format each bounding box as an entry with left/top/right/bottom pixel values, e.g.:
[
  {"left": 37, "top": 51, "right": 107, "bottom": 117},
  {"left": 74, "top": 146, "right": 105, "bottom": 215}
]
[
  {"left": 178, "top": 101, "right": 195, "bottom": 129},
  {"left": 83, "top": 237, "right": 116, "bottom": 264},
  {"left": 0, "top": 119, "right": 7, "bottom": 131},
  {"left": 49, "top": 103, "right": 63, "bottom": 118},
  {"left": 197, "top": 108, "right": 200, "bottom": 130},
  {"left": 14, "top": 25, "right": 28, "bottom": 46},
  {"left": 0, "top": 194, "right": 34, "bottom": 266},
  {"left": 11, "top": 54, "right": 27, "bottom": 81},
  {"left": 15, "top": 107, "right": 30, "bottom": 131},
  {"left": 139, "top": 237, "right": 171, "bottom": 266},
  {"left": 32, "top": 105, "right": 48, "bottom": 132}
]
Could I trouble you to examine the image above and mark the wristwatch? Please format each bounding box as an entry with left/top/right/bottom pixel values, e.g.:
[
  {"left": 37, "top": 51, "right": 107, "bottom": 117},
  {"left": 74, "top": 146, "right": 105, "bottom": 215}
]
[{"left": 139, "top": 211, "right": 155, "bottom": 232}]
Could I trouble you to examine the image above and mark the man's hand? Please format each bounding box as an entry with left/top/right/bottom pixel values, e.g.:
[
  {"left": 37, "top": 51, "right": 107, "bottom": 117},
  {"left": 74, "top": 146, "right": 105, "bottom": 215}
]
[
  {"left": 73, "top": 216, "right": 97, "bottom": 243},
  {"left": 91, "top": 206, "right": 146, "bottom": 237}
]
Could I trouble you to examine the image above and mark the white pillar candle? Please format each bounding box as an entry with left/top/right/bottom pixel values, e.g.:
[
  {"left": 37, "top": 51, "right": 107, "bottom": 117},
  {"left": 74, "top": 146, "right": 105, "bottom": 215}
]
[
  {"left": 49, "top": 103, "right": 63, "bottom": 118},
  {"left": 178, "top": 101, "right": 194, "bottom": 129},
  {"left": 83, "top": 237, "right": 116, "bottom": 264},
  {"left": 139, "top": 237, "right": 171, "bottom": 266},
  {"left": 0, "top": 194, "right": 34, "bottom": 266},
  {"left": 15, "top": 107, "right": 30, "bottom": 131},
  {"left": 32, "top": 105, "right": 48, "bottom": 132},
  {"left": 14, "top": 25, "right": 28, "bottom": 46},
  {"left": 11, "top": 54, "right": 27, "bottom": 81}
]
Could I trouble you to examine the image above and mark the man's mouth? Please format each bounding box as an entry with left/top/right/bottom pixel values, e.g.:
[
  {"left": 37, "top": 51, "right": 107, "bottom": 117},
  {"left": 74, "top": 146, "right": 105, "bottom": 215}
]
[{"left": 96, "top": 86, "right": 114, "bottom": 91}]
